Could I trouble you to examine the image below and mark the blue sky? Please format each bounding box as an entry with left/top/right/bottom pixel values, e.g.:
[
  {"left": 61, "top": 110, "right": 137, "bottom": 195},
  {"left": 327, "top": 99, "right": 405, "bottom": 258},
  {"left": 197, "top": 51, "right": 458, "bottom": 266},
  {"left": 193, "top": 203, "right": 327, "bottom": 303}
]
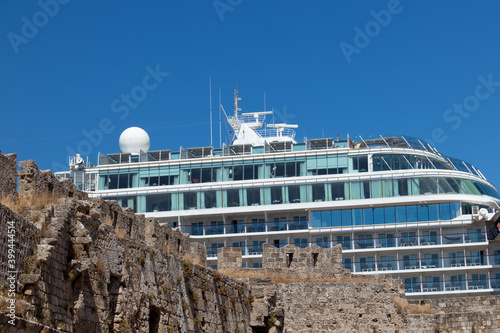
[{"left": 1, "top": 1, "right": 500, "bottom": 188}]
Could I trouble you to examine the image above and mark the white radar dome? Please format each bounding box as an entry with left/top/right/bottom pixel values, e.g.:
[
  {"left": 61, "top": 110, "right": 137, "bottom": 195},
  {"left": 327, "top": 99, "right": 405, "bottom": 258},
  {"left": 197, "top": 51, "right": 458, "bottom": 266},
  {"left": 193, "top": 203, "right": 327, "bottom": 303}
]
[{"left": 119, "top": 127, "right": 150, "bottom": 154}]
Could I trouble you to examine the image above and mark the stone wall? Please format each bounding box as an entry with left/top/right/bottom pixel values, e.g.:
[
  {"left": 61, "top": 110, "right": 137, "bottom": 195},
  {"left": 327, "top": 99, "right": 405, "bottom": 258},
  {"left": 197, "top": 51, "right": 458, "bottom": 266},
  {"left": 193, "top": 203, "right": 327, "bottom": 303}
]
[
  {"left": 219, "top": 245, "right": 435, "bottom": 332},
  {"left": 0, "top": 151, "right": 17, "bottom": 198},
  {"left": 2, "top": 153, "right": 500, "bottom": 332},
  {"left": 261, "top": 243, "right": 346, "bottom": 278},
  {"left": 0, "top": 158, "right": 253, "bottom": 333},
  {"left": 18, "top": 159, "right": 87, "bottom": 200},
  {"left": 0, "top": 203, "right": 39, "bottom": 289},
  {"left": 0, "top": 197, "right": 253, "bottom": 333},
  {"left": 411, "top": 296, "right": 500, "bottom": 332},
  {"left": 219, "top": 245, "right": 500, "bottom": 332}
]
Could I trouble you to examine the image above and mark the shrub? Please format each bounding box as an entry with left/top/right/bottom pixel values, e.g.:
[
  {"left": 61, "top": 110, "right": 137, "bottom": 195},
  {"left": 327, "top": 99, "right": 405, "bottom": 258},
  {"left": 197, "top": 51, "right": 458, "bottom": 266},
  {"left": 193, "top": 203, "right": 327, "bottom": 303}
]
[
  {"left": 183, "top": 259, "right": 193, "bottom": 279},
  {"left": 213, "top": 271, "right": 222, "bottom": 284}
]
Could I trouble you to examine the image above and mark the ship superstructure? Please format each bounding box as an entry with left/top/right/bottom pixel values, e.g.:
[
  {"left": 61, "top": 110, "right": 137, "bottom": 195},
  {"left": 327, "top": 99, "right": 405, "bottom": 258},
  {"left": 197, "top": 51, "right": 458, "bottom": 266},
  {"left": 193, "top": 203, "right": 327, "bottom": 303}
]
[{"left": 56, "top": 91, "right": 500, "bottom": 298}]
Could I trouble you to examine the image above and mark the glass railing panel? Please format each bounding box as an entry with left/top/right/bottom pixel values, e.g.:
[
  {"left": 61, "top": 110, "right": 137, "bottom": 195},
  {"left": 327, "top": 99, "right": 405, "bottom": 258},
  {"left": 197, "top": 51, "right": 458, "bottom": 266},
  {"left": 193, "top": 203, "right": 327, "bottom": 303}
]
[
  {"left": 377, "top": 260, "right": 396, "bottom": 271},
  {"left": 420, "top": 259, "right": 440, "bottom": 269},
  {"left": 354, "top": 240, "right": 375, "bottom": 249},
  {"left": 442, "top": 234, "right": 463, "bottom": 245},
  {"left": 355, "top": 262, "right": 376, "bottom": 272},
  {"left": 247, "top": 246, "right": 263, "bottom": 255},
  {"left": 207, "top": 248, "right": 218, "bottom": 257},
  {"left": 419, "top": 236, "right": 440, "bottom": 246},
  {"left": 491, "top": 276, "right": 500, "bottom": 289},
  {"left": 267, "top": 221, "right": 288, "bottom": 231}
]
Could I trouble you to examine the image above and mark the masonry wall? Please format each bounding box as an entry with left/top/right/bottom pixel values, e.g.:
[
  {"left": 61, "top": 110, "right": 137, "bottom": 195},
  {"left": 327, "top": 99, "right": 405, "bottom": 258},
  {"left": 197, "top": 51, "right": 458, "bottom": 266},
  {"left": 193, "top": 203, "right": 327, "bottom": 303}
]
[
  {"left": 2, "top": 150, "right": 500, "bottom": 332},
  {"left": 219, "top": 245, "right": 500, "bottom": 333},
  {"left": 0, "top": 203, "right": 39, "bottom": 289},
  {"left": 18, "top": 159, "right": 87, "bottom": 200},
  {"left": 411, "top": 296, "right": 500, "bottom": 332},
  {"left": 0, "top": 152, "right": 252, "bottom": 333},
  {"left": 0, "top": 151, "right": 17, "bottom": 198}
]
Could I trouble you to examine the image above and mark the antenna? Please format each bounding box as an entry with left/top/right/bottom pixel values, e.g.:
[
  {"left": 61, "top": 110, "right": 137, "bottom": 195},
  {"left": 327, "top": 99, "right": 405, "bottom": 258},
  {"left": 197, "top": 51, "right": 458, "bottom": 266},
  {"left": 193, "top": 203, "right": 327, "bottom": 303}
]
[
  {"left": 209, "top": 76, "right": 213, "bottom": 147},
  {"left": 219, "top": 87, "right": 222, "bottom": 148},
  {"left": 264, "top": 92, "right": 266, "bottom": 111}
]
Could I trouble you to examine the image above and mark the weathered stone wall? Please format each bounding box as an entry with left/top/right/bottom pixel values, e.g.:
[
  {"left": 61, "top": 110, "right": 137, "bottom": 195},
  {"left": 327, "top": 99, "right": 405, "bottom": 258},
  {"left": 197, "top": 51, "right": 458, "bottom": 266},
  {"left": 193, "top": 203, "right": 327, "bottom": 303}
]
[
  {"left": 275, "top": 282, "right": 431, "bottom": 332},
  {"left": 2, "top": 154, "right": 500, "bottom": 332},
  {"left": 220, "top": 245, "right": 436, "bottom": 332},
  {"left": 0, "top": 197, "right": 252, "bottom": 333},
  {"left": 0, "top": 151, "right": 17, "bottom": 198},
  {"left": 0, "top": 203, "right": 39, "bottom": 289},
  {"left": 18, "top": 160, "right": 87, "bottom": 200},
  {"left": 0, "top": 159, "right": 253, "bottom": 333},
  {"left": 261, "top": 243, "right": 346, "bottom": 278},
  {"left": 411, "top": 296, "right": 500, "bottom": 332}
]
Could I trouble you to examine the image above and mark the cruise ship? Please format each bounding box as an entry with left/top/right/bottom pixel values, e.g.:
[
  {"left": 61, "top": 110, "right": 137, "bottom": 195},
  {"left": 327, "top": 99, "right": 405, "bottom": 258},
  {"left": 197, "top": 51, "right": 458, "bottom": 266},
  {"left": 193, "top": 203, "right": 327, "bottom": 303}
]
[{"left": 56, "top": 91, "right": 500, "bottom": 298}]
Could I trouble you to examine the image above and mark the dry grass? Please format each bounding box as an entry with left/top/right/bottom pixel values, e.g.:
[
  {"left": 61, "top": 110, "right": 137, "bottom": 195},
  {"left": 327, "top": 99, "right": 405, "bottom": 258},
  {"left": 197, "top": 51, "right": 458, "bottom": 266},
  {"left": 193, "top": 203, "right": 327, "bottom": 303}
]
[
  {"left": 95, "top": 259, "right": 106, "bottom": 275},
  {"left": 105, "top": 216, "right": 114, "bottom": 226},
  {"left": 219, "top": 269, "right": 375, "bottom": 284},
  {"left": 115, "top": 227, "right": 126, "bottom": 238},
  {"left": 394, "top": 297, "right": 433, "bottom": 315},
  {"left": 0, "top": 192, "right": 60, "bottom": 215},
  {"left": 182, "top": 253, "right": 203, "bottom": 266}
]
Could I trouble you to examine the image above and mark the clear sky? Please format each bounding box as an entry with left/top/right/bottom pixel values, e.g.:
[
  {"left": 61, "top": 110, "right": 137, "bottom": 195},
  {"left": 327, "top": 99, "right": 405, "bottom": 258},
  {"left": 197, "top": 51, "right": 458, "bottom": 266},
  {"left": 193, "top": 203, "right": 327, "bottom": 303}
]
[{"left": 1, "top": 1, "right": 500, "bottom": 188}]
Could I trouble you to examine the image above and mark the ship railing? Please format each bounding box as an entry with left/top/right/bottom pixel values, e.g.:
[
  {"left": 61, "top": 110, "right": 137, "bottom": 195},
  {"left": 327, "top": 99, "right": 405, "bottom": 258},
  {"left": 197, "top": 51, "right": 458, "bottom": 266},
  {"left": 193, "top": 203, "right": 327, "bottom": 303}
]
[
  {"left": 320, "top": 229, "right": 486, "bottom": 251},
  {"left": 348, "top": 252, "right": 500, "bottom": 274},
  {"left": 254, "top": 127, "right": 296, "bottom": 140},
  {"left": 403, "top": 275, "right": 496, "bottom": 294},
  {"left": 186, "top": 219, "right": 309, "bottom": 236}
]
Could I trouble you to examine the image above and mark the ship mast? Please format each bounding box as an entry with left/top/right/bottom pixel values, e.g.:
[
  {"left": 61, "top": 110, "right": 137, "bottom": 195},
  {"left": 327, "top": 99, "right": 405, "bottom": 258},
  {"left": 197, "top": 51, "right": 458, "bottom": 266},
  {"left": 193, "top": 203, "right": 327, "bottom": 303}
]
[{"left": 233, "top": 89, "right": 241, "bottom": 119}]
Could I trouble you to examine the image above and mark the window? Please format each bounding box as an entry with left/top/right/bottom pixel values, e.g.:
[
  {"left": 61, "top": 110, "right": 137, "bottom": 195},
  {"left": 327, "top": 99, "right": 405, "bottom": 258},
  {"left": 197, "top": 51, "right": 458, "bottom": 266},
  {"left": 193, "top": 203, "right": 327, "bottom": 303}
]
[
  {"left": 294, "top": 238, "right": 308, "bottom": 248},
  {"left": 271, "top": 187, "right": 283, "bottom": 204},
  {"left": 357, "top": 234, "right": 373, "bottom": 249},
  {"left": 184, "top": 192, "right": 197, "bottom": 210},
  {"left": 336, "top": 236, "right": 351, "bottom": 250},
  {"left": 342, "top": 258, "right": 352, "bottom": 270},
  {"left": 227, "top": 189, "right": 240, "bottom": 207},
  {"left": 331, "top": 182, "right": 345, "bottom": 200},
  {"left": 379, "top": 256, "right": 395, "bottom": 271},
  {"left": 246, "top": 188, "right": 260, "bottom": 206},
  {"left": 288, "top": 185, "right": 301, "bottom": 203},
  {"left": 191, "top": 222, "right": 204, "bottom": 236},
  {"left": 204, "top": 191, "right": 217, "bottom": 209},
  {"left": 316, "top": 237, "right": 330, "bottom": 248},
  {"left": 312, "top": 184, "right": 325, "bottom": 202}
]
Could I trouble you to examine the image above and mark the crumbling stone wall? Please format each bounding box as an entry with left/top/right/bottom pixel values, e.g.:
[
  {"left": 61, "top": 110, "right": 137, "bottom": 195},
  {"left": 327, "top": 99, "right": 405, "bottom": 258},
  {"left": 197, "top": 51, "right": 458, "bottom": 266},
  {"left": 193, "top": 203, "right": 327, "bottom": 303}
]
[
  {"left": 0, "top": 159, "right": 252, "bottom": 333},
  {"left": 219, "top": 246, "right": 434, "bottom": 332},
  {"left": 219, "top": 245, "right": 500, "bottom": 332},
  {"left": 2, "top": 153, "right": 500, "bottom": 332},
  {"left": 411, "top": 296, "right": 500, "bottom": 332},
  {"left": 0, "top": 151, "right": 17, "bottom": 198},
  {"left": 18, "top": 160, "right": 87, "bottom": 200},
  {"left": 261, "top": 243, "right": 346, "bottom": 278},
  {"left": 0, "top": 203, "right": 39, "bottom": 289}
]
